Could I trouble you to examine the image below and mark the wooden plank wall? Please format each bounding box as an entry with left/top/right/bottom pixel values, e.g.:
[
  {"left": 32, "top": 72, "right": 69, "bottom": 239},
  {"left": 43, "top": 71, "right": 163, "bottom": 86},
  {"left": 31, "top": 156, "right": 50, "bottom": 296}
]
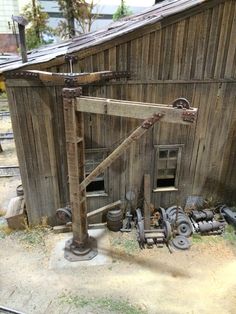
[
  {"left": 5, "top": 0, "right": 236, "bottom": 224},
  {"left": 82, "top": 82, "right": 236, "bottom": 213},
  {"left": 45, "top": 0, "right": 236, "bottom": 80},
  {"left": 6, "top": 82, "right": 68, "bottom": 225},
  {"left": 58, "top": 0, "right": 234, "bottom": 211}
]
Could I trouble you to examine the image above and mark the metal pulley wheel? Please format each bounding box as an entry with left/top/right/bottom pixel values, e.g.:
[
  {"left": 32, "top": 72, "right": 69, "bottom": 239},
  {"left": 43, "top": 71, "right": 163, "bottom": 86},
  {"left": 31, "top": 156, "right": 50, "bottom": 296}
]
[
  {"left": 157, "top": 207, "right": 167, "bottom": 221},
  {"left": 163, "top": 220, "right": 172, "bottom": 242},
  {"left": 171, "top": 235, "right": 190, "bottom": 250},
  {"left": 172, "top": 98, "right": 190, "bottom": 109},
  {"left": 168, "top": 212, "right": 186, "bottom": 223},
  {"left": 176, "top": 219, "right": 193, "bottom": 237},
  {"left": 166, "top": 205, "right": 184, "bottom": 218},
  {"left": 56, "top": 206, "right": 72, "bottom": 223},
  {"left": 137, "top": 220, "right": 145, "bottom": 249}
]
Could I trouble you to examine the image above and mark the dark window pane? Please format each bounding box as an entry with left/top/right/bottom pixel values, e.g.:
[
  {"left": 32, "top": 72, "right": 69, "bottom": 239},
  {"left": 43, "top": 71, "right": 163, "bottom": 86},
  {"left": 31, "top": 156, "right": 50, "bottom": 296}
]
[
  {"left": 169, "top": 149, "right": 178, "bottom": 158},
  {"left": 158, "top": 160, "right": 168, "bottom": 169},
  {"left": 157, "top": 169, "right": 166, "bottom": 178},
  {"left": 86, "top": 179, "right": 105, "bottom": 192},
  {"left": 168, "top": 159, "right": 177, "bottom": 169},
  {"left": 159, "top": 150, "right": 168, "bottom": 158},
  {"left": 167, "top": 168, "right": 176, "bottom": 178},
  {"left": 156, "top": 178, "right": 175, "bottom": 187}
]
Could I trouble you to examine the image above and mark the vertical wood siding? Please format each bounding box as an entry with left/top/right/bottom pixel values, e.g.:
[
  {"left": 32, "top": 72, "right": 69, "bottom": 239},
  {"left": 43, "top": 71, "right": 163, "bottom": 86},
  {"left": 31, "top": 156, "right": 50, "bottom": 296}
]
[{"left": 6, "top": 0, "right": 236, "bottom": 224}]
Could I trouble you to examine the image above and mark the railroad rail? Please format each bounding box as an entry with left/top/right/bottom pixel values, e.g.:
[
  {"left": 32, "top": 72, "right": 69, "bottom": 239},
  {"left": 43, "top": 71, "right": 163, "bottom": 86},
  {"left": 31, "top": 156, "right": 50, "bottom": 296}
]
[
  {"left": 0, "top": 166, "right": 20, "bottom": 177},
  {"left": 0, "top": 132, "right": 14, "bottom": 140},
  {"left": 0, "top": 111, "right": 10, "bottom": 117}
]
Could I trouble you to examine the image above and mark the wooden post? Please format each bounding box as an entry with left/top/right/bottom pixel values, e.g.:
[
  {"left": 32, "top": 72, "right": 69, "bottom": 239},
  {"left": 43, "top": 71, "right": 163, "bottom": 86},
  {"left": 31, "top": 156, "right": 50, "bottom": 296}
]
[
  {"left": 62, "top": 87, "right": 97, "bottom": 261},
  {"left": 144, "top": 174, "right": 151, "bottom": 230}
]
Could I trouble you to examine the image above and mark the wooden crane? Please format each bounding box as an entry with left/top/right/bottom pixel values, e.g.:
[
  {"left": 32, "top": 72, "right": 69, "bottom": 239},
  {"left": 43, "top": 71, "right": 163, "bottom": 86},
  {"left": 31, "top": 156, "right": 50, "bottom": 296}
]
[
  {"left": 5, "top": 69, "right": 197, "bottom": 261},
  {"left": 61, "top": 72, "right": 197, "bottom": 262}
]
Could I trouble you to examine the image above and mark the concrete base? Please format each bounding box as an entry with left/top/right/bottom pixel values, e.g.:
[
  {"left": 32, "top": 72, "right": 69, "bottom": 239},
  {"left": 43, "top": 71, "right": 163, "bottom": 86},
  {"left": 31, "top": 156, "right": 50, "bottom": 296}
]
[{"left": 49, "top": 229, "right": 112, "bottom": 269}]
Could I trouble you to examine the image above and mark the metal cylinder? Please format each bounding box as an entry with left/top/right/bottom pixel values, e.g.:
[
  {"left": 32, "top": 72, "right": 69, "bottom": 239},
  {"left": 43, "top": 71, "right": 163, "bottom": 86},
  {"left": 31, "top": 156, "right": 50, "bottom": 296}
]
[{"left": 198, "top": 221, "right": 224, "bottom": 233}]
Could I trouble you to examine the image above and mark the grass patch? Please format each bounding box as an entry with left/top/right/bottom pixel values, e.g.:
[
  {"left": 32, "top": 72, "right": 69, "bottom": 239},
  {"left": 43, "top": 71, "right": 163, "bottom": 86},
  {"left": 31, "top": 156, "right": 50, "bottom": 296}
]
[
  {"left": 59, "top": 293, "right": 146, "bottom": 314},
  {"left": 0, "top": 225, "right": 14, "bottom": 239},
  {"left": 223, "top": 225, "right": 236, "bottom": 246},
  {"left": 192, "top": 233, "right": 203, "bottom": 243},
  {"left": 192, "top": 224, "right": 236, "bottom": 246},
  {"left": 18, "top": 226, "right": 50, "bottom": 247},
  {"left": 192, "top": 232, "right": 223, "bottom": 244},
  {"left": 111, "top": 234, "right": 139, "bottom": 255}
]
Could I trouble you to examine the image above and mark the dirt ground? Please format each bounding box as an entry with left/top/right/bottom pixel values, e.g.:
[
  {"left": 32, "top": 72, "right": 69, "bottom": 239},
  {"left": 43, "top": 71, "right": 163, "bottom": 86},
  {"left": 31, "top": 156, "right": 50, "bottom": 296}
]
[
  {"left": 0, "top": 98, "right": 236, "bottom": 314},
  {"left": 0, "top": 227, "right": 236, "bottom": 314}
]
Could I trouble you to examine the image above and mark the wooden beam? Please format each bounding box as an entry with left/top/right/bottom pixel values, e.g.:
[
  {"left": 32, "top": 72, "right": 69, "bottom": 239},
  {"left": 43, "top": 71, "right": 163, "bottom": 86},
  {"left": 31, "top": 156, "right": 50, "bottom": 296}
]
[
  {"left": 87, "top": 200, "right": 122, "bottom": 218},
  {"left": 80, "top": 112, "right": 164, "bottom": 191},
  {"left": 4, "top": 70, "right": 129, "bottom": 85},
  {"left": 76, "top": 96, "right": 198, "bottom": 124}
]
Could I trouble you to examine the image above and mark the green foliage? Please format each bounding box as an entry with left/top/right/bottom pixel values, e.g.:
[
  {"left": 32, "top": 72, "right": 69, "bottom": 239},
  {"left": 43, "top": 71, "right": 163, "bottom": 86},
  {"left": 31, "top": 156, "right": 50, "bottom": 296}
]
[
  {"left": 111, "top": 233, "right": 139, "bottom": 255},
  {"left": 22, "top": 1, "right": 54, "bottom": 49},
  {"left": 57, "top": 0, "right": 97, "bottom": 37},
  {"left": 59, "top": 293, "right": 146, "bottom": 314},
  {"left": 113, "top": 0, "right": 132, "bottom": 21},
  {"left": 223, "top": 225, "right": 236, "bottom": 246}
]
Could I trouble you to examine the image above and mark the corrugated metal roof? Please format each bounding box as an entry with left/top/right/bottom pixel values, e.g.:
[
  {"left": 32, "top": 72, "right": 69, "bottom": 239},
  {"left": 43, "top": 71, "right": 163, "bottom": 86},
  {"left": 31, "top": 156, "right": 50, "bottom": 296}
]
[{"left": 0, "top": 0, "right": 209, "bottom": 73}]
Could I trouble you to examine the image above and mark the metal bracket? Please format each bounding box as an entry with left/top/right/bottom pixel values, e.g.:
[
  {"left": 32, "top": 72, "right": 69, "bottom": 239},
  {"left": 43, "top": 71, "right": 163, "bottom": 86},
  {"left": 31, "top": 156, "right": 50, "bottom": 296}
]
[
  {"left": 4, "top": 71, "right": 39, "bottom": 79},
  {"left": 64, "top": 77, "right": 79, "bottom": 87},
  {"left": 65, "top": 54, "right": 78, "bottom": 63},
  {"left": 141, "top": 113, "right": 164, "bottom": 129},
  {"left": 62, "top": 87, "right": 82, "bottom": 98},
  {"left": 65, "top": 54, "right": 78, "bottom": 74},
  {"left": 64, "top": 236, "right": 98, "bottom": 261},
  {"left": 100, "top": 71, "right": 130, "bottom": 80},
  {"left": 182, "top": 111, "right": 197, "bottom": 123}
]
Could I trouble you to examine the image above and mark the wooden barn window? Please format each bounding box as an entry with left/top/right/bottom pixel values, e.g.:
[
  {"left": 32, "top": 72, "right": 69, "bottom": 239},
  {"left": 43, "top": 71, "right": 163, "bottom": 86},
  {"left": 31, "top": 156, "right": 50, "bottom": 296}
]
[
  {"left": 85, "top": 148, "right": 108, "bottom": 196},
  {"left": 153, "top": 145, "right": 183, "bottom": 192}
]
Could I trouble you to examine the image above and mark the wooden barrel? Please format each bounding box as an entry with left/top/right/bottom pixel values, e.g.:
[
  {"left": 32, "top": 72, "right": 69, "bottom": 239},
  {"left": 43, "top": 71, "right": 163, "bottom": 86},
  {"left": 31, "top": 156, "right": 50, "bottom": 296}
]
[
  {"left": 107, "top": 209, "right": 123, "bottom": 232},
  {"left": 16, "top": 184, "right": 24, "bottom": 196}
]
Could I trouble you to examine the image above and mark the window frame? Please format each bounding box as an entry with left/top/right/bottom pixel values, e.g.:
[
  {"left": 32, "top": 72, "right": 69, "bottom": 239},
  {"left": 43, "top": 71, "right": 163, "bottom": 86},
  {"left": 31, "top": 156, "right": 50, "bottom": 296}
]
[
  {"left": 85, "top": 148, "right": 109, "bottom": 197},
  {"left": 153, "top": 144, "right": 184, "bottom": 192}
]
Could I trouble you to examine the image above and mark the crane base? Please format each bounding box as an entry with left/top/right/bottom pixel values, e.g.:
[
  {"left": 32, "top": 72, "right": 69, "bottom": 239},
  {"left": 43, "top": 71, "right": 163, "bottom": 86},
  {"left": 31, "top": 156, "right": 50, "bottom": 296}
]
[{"left": 64, "top": 236, "right": 98, "bottom": 262}]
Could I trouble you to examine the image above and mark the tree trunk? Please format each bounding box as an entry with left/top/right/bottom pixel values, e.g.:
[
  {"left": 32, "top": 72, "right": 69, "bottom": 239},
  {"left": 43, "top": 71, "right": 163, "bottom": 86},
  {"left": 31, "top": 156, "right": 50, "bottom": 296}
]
[
  {"left": 32, "top": 0, "right": 40, "bottom": 41},
  {"left": 66, "top": 0, "right": 75, "bottom": 37}
]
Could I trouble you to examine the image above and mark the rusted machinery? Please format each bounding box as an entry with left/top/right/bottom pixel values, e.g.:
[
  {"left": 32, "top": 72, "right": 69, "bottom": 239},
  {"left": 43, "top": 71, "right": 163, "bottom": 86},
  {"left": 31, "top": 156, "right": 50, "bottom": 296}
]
[
  {"left": 189, "top": 209, "right": 226, "bottom": 235},
  {"left": 135, "top": 204, "right": 193, "bottom": 251},
  {"left": 220, "top": 205, "right": 236, "bottom": 228},
  {"left": 136, "top": 208, "right": 172, "bottom": 249},
  {"left": 166, "top": 206, "right": 193, "bottom": 238}
]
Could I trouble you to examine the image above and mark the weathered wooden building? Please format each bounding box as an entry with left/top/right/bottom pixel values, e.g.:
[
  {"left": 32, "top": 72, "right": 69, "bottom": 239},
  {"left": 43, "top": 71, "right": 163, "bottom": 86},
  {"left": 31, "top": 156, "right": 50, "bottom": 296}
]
[{"left": 0, "top": 0, "right": 236, "bottom": 225}]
